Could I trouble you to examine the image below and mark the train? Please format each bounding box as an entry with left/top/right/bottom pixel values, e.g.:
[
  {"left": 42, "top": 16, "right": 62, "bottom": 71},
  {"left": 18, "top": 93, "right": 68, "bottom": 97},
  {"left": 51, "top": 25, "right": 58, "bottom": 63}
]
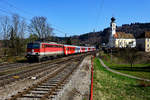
[{"left": 25, "top": 42, "right": 96, "bottom": 62}]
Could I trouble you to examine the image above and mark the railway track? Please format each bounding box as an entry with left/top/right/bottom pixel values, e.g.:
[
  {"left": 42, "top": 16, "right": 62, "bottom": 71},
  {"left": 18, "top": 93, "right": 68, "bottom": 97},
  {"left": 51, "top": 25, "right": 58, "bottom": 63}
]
[
  {"left": 0, "top": 55, "right": 77, "bottom": 76},
  {"left": 0, "top": 63, "right": 30, "bottom": 73},
  {"left": 0, "top": 54, "right": 86, "bottom": 87},
  {"left": 6, "top": 54, "right": 84, "bottom": 100},
  {"left": 0, "top": 62, "right": 10, "bottom": 66}
]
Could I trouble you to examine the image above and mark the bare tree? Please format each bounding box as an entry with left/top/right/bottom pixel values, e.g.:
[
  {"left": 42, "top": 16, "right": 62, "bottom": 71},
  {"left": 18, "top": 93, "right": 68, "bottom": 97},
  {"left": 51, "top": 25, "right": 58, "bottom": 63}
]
[
  {"left": 44, "top": 23, "right": 53, "bottom": 41},
  {"left": 28, "top": 16, "right": 53, "bottom": 41},
  {"left": 28, "top": 34, "right": 38, "bottom": 43},
  {"left": 11, "top": 14, "right": 26, "bottom": 56},
  {"left": 0, "top": 16, "right": 11, "bottom": 40},
  {"left": 0, "top": 16, "right": 11, "bottom": 56},
  {"left": 0, "top": 14, "right": 27, "bottom": 56},
  {"left": 122, "top": 48, "right": 139, "bottom": 70}
]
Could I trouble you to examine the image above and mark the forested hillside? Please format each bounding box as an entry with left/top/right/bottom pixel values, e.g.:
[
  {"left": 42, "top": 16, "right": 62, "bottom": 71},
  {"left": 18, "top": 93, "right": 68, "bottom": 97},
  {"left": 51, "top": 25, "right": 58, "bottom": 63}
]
[
  {"left": 64, "top": 22, "right": 150, "bottom": 46},
  {"left": 117, "top": 23, "right": 150, "bottom": 37}
]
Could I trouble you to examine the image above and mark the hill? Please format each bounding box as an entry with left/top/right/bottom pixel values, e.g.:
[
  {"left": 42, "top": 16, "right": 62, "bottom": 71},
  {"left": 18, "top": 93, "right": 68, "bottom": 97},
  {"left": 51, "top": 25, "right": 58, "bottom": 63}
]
[
  {"left": 54, "top": 22, "right": 150, "bottom": 47},
  {"left": 117, "top": 23, "right": 150, "bottom": 38}
]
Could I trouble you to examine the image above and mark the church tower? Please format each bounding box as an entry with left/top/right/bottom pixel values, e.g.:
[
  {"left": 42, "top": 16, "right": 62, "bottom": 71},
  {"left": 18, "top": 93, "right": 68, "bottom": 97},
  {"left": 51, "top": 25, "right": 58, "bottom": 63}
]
[
  {"left": 110, "top": 17, "right": 116, "bottom": 37},
  {"left": 108, "top": 17, "right": 116, "bottom": 47}
]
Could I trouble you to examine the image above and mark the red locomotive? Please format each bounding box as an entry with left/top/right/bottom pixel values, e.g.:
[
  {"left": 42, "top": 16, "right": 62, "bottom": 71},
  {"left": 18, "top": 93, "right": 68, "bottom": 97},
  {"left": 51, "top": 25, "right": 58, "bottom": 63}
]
[{"left": 26, "top": 42, "right": 95, "bottom": 62}]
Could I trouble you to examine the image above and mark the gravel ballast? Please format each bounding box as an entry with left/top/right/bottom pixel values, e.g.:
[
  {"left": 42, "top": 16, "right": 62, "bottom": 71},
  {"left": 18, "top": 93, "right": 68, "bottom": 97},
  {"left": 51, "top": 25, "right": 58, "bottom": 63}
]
[{"left": 55, "top": 56, "right": 92, "bottom": 100}]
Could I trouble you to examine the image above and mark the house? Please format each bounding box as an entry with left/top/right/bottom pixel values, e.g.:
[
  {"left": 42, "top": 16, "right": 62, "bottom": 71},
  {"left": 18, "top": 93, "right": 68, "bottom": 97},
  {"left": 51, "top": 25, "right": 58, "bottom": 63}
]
[
  {"left": 114, "top": 32, "right": 136, "bottom": 48},
  {"left": 136, "top": 31, "right": 150, "bottom": 52}
]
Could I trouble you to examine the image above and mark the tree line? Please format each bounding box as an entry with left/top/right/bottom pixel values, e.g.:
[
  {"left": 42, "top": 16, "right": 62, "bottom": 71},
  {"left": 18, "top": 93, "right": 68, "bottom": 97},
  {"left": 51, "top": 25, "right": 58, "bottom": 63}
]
[{"left": 0, "top": 14, "right": 53, "bottom": 56}]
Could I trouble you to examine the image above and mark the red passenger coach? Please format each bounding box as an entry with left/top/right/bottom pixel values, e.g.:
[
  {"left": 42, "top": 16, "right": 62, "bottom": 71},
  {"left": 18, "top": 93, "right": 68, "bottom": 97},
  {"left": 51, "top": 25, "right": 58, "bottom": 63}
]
[
  {"left": 64, "top": 45, "right": 76, "bottom": 55},
  {"left": 80, "top": 47, "right": 86, "bottom": 53}
]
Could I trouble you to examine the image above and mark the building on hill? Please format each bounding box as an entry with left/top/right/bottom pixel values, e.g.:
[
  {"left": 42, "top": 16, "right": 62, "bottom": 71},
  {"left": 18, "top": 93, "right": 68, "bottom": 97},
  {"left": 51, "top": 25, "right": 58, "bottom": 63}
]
[
  {"left": 114, "top": 32, "right": 136, "bottom": 48},
  {"left": 107, "top": 17, "right": 136, "bottom": 48},
  {"left": 136, "top": 31, "right": 150, "bottom": 52}
]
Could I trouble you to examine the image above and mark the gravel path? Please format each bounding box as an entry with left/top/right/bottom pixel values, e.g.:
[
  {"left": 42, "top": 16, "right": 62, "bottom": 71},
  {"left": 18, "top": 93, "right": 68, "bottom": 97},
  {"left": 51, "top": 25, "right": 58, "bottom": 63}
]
[
  {"left": 55, "top": 56, "right": 92, "bottom": 100},
  {"left": 99, "top": 58, "right": 150, "bottom": 82}
]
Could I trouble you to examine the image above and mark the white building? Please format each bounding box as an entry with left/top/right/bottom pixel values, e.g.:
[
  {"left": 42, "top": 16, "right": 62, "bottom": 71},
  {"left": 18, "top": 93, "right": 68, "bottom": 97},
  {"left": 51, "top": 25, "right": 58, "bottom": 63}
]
[
  {"left": 107, "top": 17, "right": 136, "bottom": 48},
  {"left": 136, "top": 31, "right": 150, "bottom": 52}
]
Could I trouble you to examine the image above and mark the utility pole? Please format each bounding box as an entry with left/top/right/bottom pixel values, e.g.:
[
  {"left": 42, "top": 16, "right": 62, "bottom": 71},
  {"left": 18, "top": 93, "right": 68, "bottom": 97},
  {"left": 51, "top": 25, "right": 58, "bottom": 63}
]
[
  {"left": 65, "top": 33, "right": 67, "bottom": 44},
  {"left": 65, "top": 33, "right": 67, "bottom": 38},
  {"left": 111, "top": 48, "right": 112, "bottom": 63}
]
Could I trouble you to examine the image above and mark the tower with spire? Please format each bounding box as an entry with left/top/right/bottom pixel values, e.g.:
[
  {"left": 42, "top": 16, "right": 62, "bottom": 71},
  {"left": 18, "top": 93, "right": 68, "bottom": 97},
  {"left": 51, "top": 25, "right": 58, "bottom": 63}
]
[
  {"left": 110, "top": 17, "right": 116, "bottom": 37},
  {"left": 108, "top": 17, "right": 116, "bottom": 47}
]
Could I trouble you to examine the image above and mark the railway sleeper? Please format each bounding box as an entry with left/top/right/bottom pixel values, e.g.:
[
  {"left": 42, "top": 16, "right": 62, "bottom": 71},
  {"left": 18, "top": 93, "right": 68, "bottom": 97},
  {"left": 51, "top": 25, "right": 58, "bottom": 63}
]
[
  {"left": 29, "top": 91, "right": 47, "bottom": 95},
  {"left": 37, "top": 86, "right": 53, "bottom": 88},
  {"left": 41, "top": 84, "right": 58, "bottom": 87},
  {"left": 23, "top": 93, "right": 46, "bottom": 97},
  {"left": 44, "top": 80, "right": 60, "bottom": 83},
  {"left": 41, "top": 84, "right": 57, "bottom": 87},
  {"left": 34, "top": 87, "right": 50, "bottom": 91},
  {"left": 20, "top": 95, "right": 42, "bottom": 98},
  {"left": 32, "top": 89, "right": 50, "bottom": 91}
]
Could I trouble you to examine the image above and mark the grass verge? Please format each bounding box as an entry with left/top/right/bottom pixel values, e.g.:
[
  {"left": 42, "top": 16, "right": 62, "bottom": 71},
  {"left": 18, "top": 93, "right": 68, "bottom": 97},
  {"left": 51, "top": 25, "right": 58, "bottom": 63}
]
[{"left": 93, "top": 58, "right": 150, "bottom": 100}]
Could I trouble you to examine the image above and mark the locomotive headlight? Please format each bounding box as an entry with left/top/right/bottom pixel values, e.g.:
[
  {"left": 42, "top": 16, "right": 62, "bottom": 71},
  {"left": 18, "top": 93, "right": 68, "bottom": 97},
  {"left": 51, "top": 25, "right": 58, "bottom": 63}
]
[{"left": 32, "top": 49, "right": 34, "bottom": 52}]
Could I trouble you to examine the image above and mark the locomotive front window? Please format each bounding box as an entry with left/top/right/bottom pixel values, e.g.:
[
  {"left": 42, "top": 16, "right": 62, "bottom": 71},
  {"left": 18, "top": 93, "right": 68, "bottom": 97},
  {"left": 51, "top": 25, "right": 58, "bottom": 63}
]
[{"left": 27, "top": 43, "right": 40, "bottom": 49}]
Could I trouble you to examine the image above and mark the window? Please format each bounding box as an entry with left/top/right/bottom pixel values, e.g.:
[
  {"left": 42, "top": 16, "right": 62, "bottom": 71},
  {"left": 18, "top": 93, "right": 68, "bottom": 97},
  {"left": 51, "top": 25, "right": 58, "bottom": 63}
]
[
  {"left": 44, "top": 44, "right": 63, "bottom": 48},
  {"left": 76, "top": 48, "right": 80, "bottom": 50},
  {"left": 27, "top": 43, "right": 40, "bottom": 49}
]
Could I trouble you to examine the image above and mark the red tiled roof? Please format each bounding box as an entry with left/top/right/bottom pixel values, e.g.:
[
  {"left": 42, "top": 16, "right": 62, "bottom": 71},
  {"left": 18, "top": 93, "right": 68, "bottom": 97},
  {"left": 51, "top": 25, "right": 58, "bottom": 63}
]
[
  {"left": 145, "top": 31, "right": 150, "bottom": 38},
  {"left": 114, "top": 32, "right": 134, "bottom": 39}
]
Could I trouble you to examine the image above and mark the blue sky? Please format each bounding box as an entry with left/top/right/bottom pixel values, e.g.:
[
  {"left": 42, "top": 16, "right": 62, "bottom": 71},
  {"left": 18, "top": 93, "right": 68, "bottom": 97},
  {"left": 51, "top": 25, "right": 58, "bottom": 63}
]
[{"left": 0, "top": 0, "right": 150, "bottom": 37}]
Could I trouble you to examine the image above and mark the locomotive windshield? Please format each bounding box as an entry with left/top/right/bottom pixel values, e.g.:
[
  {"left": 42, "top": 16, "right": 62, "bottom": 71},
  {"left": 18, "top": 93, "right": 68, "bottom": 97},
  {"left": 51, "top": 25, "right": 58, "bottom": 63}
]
[{"left": 27, "top": 43, "right": 40, "bottom": 49}]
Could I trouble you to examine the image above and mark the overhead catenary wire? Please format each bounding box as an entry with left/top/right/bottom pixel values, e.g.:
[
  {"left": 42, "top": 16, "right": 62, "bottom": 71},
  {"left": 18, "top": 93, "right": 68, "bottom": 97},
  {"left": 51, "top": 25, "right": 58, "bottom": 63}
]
[
  {"left": 0, "top": 7, "right": 68, "bottom": 37},
  {"left": 0, "top": 0, "right": 76, "bottom": 37},
  {"left": 0, "top": 0, "right": 34, "bottom": 17},
  {"left": 93, "top": 0, "right": 105, "bottom": 31},
  {"left": 0, "top": 2, "right": 69, "bottom": 37},
  {"left": 0, "top": 7, "right": 29, "bottom": 20}
]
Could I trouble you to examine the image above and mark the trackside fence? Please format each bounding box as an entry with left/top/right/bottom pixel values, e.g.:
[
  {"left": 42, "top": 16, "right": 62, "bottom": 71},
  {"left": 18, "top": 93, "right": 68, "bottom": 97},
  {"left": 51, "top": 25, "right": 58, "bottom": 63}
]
[{"left": 90, "top": 56, "right": 94, "bottom": 100}]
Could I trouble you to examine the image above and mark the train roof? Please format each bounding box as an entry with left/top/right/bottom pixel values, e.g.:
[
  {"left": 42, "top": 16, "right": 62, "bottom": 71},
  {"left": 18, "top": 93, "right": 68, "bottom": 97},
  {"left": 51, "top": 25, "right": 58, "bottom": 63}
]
[
  {"left": 64, "top": 45, "right": 79, "bottom": 47},
  {"left": 28, "top": 42, "right": 95, "bottom": 48},
  {"left": 30, "top": 42, "right": 63, "bottom": 45},
  {"left": 64, "top": 45, "right": 95, "bottom": 48}
]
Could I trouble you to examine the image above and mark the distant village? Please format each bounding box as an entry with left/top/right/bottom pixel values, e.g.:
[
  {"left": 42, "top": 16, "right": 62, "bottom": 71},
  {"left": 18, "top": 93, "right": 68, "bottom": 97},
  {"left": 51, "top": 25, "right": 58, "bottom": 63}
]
[{"left": 107, "top": 17, "right": 150, "bottom": 52}]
